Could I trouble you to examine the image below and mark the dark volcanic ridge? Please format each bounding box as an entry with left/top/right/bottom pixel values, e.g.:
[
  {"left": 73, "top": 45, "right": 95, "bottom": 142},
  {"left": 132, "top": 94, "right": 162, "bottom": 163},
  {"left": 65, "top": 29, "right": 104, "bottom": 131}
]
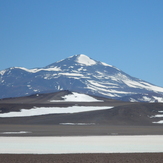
[{"left": 0, "top": 90, "right": 163, "bottom": 126}]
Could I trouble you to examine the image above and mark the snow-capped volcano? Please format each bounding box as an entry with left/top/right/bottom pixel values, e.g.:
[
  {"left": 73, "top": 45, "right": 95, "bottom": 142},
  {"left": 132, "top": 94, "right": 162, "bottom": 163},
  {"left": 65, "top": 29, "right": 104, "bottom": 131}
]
[
  {"left": 76, "top": 54, "right": 97, "bottom": 66},
  {"left": 0, "top": 54, "right": 163, "bottom": 102}
]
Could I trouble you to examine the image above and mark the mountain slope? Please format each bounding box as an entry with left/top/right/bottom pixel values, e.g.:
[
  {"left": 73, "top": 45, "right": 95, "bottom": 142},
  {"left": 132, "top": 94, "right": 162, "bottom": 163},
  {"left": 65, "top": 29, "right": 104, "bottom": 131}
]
[{"left": 0, "top": 54, "right": 163, "bottom": 102}]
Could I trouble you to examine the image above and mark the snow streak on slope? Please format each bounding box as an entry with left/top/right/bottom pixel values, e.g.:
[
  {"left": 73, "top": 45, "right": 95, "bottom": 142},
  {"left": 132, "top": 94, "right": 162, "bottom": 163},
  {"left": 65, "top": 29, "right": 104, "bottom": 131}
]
[
  {"left": 153, "top": 121, "right": 163, "bottom": 124},
  {"left": 151, "top": 110, "right": 163, "bottom": 124},
  {"left": 0, "top": 70, "right": 6, "bottom": 75},
  {"left": 0, "top": 106, "right": 113, "bottom": 117},
  {"left": 15, "top": 67, "right": 61, "bottom": 73},
  {"left": 101, "top": 62, "right": 113, "bottom": 67},
  {"left": 50, "top": 92, "right": 103, "bottom": 102}
]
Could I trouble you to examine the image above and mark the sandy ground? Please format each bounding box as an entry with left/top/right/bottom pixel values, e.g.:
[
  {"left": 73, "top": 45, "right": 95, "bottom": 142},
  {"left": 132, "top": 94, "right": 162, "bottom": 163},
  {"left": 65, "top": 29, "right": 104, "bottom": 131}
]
[{"left": 0, "top": 153, "right": 163, "bottom": 163}]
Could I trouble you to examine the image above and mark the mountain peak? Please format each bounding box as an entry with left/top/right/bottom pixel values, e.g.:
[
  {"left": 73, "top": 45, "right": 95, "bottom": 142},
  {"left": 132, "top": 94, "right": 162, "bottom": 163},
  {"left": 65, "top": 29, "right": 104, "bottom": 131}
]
[
  {"left": 75, "top": 54, "right": 97, "bottom": 66},
  {"left": 1, "top": 54, "right": 163, "bottom": 102}
]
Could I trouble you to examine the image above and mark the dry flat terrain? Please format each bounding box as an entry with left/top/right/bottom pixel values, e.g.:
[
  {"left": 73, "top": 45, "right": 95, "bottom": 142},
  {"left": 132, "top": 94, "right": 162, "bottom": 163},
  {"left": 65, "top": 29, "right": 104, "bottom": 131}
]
[
  {"left": 0, "top": 153, "right": 163, "bottom": 163},
  {"left": 0, "top": 91, "right": 163, "bottom": 162},
  {"left": 0, "top": 124, "right": 163, "bottom": 136}
]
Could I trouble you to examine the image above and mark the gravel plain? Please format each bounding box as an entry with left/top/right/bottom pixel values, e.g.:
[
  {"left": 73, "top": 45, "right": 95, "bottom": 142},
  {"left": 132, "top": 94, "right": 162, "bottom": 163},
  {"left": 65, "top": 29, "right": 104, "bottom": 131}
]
[{"left": 0, "top": 153, "right": 163, "bottom": 163}]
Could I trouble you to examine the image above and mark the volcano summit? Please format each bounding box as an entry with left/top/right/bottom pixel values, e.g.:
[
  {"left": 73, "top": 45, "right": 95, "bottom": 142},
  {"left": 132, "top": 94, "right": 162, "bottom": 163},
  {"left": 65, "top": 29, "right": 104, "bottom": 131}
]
[{"left": 0, "top": 54, "right": 163, "bottom": 102}]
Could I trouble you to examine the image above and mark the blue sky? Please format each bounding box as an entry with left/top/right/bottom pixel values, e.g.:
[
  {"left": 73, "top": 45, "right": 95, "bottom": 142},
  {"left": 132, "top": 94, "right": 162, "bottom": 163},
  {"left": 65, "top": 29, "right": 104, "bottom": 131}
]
[{"left": 0, "top": 0, "right": 163, "bottom": 87}]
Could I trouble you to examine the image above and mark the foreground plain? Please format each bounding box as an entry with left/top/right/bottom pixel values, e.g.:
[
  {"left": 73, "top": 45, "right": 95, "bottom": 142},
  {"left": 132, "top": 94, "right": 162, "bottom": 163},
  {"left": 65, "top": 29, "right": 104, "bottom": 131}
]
[
  {"left": 0, "top": 153, "right": 163, "bottom": 163},
  {"left": 0, "top": 124, "right": 163, "bottom": 136}
]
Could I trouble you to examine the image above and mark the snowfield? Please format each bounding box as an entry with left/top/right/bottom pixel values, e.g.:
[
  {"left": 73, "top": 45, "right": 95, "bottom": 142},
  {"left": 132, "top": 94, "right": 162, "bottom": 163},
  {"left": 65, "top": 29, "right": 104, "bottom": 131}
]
[
  {"left": 50, "top": 92, "right": 103, "bottom": 102},
  {"left": 0, "top": 106, "right": 113, "bottom": 117}
]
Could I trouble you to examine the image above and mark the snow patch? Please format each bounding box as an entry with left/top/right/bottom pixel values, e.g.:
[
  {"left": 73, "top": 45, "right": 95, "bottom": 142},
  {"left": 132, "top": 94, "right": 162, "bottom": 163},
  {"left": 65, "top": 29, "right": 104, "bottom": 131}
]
[
  {"left": 151, "top": 114, "right": 163, "bottom": 118},
  {"left": 59, "top": 73, "right": 83, "bottom": 77},
  {"left": 150, "top": 110, "right": 163, "bottom": 123},
  {"left": 45, "top": 67, "right": 61, "bottom": 71},
  {"left": 0, "top": 131, "right": 31, "bottom": 134},
  {"left": 153, "top": 120, "right": 163, "bottom": 124},
  {"left": 153, "top": 96, "right": 163, "bottom": 103},
  {"left": 78, "top": 67, "right": 83, "bottom": 71},
  {"left": 50, "top": 92, "right": 103, "bottom": 102},
  {"left": 0, "top": 70, "right": 6, "bottom": 75},
  {"left": 141, "top": 96, "right": 153, "bottom": 102},
  {"left": 60, "top": 123, "right": 95, "bottom": 125},
  {"left": 129, "top": 98, "right": 138, "bottom": 102},
  {"left": 76, "top": 54, "right": 96, "bottom": 66}
]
